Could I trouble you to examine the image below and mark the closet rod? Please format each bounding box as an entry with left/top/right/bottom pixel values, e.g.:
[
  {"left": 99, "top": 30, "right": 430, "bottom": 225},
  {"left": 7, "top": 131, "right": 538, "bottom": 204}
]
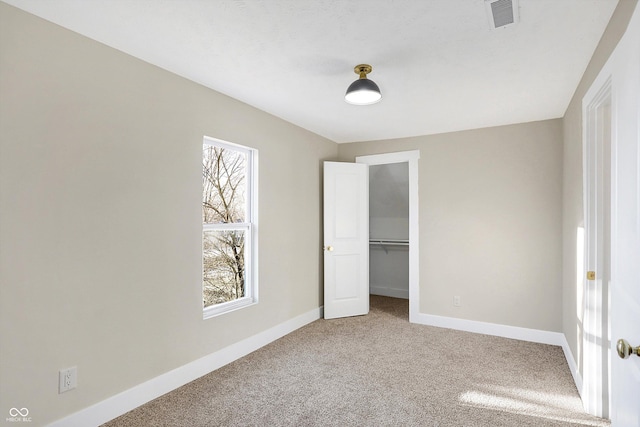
[
  {"left": 369, "top": 239, "right": 409, "bottom": 254},
  {"left": 368, "top": 239, "right": 409, "bottom": 245}
]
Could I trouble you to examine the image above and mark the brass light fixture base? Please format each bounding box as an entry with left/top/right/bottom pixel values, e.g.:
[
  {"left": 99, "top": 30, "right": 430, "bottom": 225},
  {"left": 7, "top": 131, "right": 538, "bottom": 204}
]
[{"left": 354, "top": 64, "right": 373, "bottom": 78}]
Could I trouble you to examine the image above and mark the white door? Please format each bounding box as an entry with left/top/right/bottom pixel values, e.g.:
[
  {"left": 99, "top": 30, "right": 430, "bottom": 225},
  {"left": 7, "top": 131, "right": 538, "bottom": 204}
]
[
  {"left": 609, "top": 7, "right": 640, "bottom": 425},
  {"left": 323, "top": 161, "right": 369, "bottom": 319}
]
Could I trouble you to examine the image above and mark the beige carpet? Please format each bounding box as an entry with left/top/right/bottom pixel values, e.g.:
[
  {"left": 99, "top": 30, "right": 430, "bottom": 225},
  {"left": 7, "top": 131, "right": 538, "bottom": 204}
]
[{"left": 103, "top": 296, "right": 609, "bottom": 426}]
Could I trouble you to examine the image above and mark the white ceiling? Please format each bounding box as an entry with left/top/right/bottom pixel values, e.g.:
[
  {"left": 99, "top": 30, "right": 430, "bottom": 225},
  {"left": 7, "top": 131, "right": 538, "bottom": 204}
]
[{"left": 4, "top": 0, "right": 618, "bottom": 143}]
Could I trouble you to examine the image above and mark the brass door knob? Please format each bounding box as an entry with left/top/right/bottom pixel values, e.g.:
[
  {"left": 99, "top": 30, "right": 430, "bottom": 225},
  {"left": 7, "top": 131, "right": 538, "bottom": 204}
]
[
  {"left": 324, "top": 246, "right": 334, "bottom": 252},
  {"left": 616, "top": 339, "right": 640, "bottom": 359}
]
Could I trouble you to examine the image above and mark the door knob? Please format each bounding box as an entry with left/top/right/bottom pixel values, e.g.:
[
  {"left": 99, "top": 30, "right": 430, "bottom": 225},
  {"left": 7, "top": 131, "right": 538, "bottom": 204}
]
[
  {"left": 586, "top": 271, "right": 596, "bottom": 280},
  {"left": 324, "top": 246, "right": 334, "bottom": 252},
  {"left": 616, "top": 339, "right": 640, "bottom": 359}
]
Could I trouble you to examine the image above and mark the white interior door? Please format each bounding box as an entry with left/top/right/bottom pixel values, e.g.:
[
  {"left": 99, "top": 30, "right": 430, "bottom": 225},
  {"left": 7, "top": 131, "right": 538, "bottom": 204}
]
[
  {"left": 323, "top": 161, "right": 369, "bottom": 319},
  {"left": 609, "top": 7, "right": 640, "bottom": 424}
]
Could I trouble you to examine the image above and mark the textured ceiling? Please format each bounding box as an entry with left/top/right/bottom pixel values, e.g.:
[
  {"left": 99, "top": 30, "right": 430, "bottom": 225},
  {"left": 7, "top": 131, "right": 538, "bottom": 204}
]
[{"left": 3, "top": 0, "right": 619, "bottom": 143}]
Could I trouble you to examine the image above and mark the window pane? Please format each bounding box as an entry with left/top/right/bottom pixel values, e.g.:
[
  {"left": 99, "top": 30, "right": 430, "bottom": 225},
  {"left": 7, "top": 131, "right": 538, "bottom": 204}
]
[
  {"left": 203, "top": 229, "right": 245, "bottom": 307},
  {"left": 203, "top": 145, "right": 246, "bottom": 224}
]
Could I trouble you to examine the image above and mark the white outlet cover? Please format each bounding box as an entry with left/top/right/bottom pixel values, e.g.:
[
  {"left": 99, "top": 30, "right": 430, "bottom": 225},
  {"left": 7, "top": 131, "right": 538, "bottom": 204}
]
[{"left": 59, "top": 366, "right": 77, "bottom": 393}]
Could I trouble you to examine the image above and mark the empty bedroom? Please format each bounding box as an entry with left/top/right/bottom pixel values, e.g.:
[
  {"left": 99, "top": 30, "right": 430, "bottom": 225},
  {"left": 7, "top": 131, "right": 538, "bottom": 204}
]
[{"left": 1, "top": 0, "right": 639, "bottom": 426}]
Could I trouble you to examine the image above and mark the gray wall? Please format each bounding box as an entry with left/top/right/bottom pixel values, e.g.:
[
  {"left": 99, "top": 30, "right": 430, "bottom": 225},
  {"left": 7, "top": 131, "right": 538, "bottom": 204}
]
[
  {"left": 339, "top": 119, "right": 564, "bottom": 331},
  {"left": 561, "top": 0, "right": 638, "bottom": 378},
  {"left": 0, "top": 3, "right": 337, "bottom": 425}
]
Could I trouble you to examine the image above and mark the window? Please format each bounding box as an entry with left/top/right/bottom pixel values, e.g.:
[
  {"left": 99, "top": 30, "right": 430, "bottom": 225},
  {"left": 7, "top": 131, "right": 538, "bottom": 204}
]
[{"left": 202, "top": 137, "right": 257, "bottom": 318}]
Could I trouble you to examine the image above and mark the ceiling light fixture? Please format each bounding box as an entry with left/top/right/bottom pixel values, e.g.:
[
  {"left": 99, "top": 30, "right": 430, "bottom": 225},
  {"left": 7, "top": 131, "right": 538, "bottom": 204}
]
[{"left": 345, "top": 64, "right": 382, "bottom": 105}]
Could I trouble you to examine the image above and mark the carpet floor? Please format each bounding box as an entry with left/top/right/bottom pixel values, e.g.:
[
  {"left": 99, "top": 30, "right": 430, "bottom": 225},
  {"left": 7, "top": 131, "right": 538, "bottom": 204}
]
[{"left": 102, "top": 296, "right": 609, "bottom": 426}]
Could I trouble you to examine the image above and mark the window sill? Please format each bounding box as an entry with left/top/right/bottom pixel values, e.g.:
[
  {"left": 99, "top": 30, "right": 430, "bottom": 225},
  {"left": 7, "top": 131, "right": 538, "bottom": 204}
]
[{"left": 203, "top": 296, "right": 257, "bottom": 319}]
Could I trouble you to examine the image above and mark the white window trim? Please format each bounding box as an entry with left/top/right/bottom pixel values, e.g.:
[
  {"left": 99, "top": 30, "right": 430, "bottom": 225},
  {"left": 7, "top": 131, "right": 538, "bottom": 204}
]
[{"left": 202, "top": 136, "right": 258, "bottom": 319}]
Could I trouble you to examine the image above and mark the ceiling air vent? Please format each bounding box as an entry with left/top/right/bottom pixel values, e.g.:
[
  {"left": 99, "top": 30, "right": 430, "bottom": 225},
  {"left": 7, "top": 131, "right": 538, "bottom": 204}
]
[{"left": 485, "top": 0, "right": 519, "bottom": 30}]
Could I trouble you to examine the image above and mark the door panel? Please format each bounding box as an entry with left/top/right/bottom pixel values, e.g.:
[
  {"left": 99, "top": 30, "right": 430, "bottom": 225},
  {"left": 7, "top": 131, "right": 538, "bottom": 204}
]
[
  {"left": 610, "top": 7, "right": 640, "bottom": 424},
  {"left": 334, "top": 175, "right": 359, "bottom": 238},
  {"left": 323, "top": 161, "right": 369, "bottom": 319},
  {"left": 334, "top": 255, "right": 360, "bottom": 300}
]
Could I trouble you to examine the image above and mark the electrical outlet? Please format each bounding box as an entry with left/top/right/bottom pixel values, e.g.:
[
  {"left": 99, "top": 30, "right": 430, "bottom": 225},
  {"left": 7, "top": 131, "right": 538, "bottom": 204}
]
[
  {"left": 59, "top": 366, "right": 77, "bottom": 393},
  {"left": 453, "top": 296, "right": 461, "bottom": 307}
]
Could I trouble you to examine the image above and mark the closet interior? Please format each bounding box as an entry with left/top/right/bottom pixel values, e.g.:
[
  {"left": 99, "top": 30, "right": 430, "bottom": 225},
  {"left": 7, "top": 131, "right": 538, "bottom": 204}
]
[{"left": 368, "top": 162, "right": 410, "bottom": 300}]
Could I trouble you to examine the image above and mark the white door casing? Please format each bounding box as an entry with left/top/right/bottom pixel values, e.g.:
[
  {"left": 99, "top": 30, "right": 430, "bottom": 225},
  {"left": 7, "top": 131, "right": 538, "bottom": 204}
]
[
  {"left": 583, "top": 77, "right": 612, "bottom": 418},
  {"left": 323, "top": 161, "right": 369, "bottom": 319},
  {"left": 356, "top": 150, "right": 420, "bottom": 322}
]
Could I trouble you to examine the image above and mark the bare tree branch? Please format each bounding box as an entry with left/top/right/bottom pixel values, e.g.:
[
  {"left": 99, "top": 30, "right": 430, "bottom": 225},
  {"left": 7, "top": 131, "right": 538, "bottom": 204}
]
[{"left": 202, "top": 146, "right": 247, "bottom": 307}]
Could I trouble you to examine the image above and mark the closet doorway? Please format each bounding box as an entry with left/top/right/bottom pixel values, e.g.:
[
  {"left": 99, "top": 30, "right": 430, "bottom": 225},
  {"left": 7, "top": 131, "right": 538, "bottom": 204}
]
[
  {"left": 356, "top": 150, "right": 420, "bottom": 322},
  {"left": 368, "top": 162, "right": 409, "bottom": 299}
]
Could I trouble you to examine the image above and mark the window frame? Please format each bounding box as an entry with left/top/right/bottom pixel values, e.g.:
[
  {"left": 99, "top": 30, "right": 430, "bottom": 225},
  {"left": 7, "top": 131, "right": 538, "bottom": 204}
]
[{"left": 202, "top": 136, "right": 258, "bottom": 319}]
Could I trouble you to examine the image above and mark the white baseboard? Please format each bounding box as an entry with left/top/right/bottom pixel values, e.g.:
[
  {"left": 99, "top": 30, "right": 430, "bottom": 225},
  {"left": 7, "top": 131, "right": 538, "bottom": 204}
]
[
  {"left": 412, "top": 312, "right": 565, "bottom": 345},
  {"left": 370, "top": 286, "right": 409, "bottom": 300},
  {"left": 411, "top": 312, "right": 583, "bottom": 394},
  {"left": 47, "top": 306, "right": 323, "bottom": 427},
  {"left": 559, "top": 335, "right": 583, "bottom": 396}
]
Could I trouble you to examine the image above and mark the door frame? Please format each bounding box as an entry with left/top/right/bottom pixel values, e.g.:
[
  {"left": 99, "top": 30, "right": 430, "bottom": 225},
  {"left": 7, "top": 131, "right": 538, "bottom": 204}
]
[
  {"left": 582, "top": 73, "right": 612, "bottom": 418},
  {"left": 356, "top": 150, "right": 420, "bottom": 322}
]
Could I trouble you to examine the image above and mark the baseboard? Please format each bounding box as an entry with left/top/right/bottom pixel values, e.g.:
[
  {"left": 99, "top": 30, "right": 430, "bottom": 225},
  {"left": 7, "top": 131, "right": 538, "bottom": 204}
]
[
  {"left": 412, "top": 312, "right": 566, "bottom": 345},
  {"left": 370, "top": 286, "right": 409, "bottom": 300},
  {"left": 559, "top": 334, "right": 583, "bottom": 396},
  {"left": 47, "top": 306, "right": 323, "bottom": 427},
  {"left": 411, "top": 312, "right": 583, "bottom": 395}
]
